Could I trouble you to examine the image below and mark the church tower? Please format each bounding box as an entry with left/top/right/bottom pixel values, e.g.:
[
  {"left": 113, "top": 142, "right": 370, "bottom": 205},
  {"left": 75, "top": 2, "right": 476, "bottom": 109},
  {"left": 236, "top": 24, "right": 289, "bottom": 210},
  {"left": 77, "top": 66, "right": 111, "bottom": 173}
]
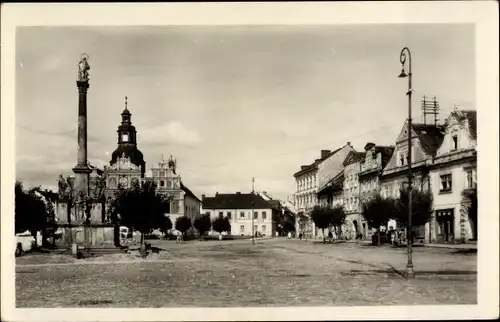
[{"left": 109, "top": 97, "right": 146, "bottom": 177}]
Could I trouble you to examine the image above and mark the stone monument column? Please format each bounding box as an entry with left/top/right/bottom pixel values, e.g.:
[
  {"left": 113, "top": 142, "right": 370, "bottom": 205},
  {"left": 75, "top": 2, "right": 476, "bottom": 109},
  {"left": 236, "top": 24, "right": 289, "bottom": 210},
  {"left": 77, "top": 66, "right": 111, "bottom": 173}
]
[{"left": 72, "top": 53, "right": 92, "bottom": 202}]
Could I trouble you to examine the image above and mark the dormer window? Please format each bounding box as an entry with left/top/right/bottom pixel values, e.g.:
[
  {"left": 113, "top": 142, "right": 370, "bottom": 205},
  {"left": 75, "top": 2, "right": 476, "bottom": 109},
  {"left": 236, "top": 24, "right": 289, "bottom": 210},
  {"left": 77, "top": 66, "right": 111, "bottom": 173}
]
[{"left": 452, "top": 135, "right": 458, "bottom": 150}]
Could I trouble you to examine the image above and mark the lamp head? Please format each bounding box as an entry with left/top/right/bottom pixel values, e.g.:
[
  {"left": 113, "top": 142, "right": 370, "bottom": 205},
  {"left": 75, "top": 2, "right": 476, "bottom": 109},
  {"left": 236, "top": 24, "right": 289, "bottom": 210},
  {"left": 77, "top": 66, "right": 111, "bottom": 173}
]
[{"left": 398, "top": 66, "right": 408, "bottom": 78}]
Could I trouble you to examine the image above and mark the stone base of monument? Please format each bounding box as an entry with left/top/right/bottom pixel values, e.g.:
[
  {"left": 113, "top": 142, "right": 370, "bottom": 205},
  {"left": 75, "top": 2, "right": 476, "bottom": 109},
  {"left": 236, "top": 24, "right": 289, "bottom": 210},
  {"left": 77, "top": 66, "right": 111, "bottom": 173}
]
[{"left": 55, "top": 224, "right": 126, "bottom": 256}]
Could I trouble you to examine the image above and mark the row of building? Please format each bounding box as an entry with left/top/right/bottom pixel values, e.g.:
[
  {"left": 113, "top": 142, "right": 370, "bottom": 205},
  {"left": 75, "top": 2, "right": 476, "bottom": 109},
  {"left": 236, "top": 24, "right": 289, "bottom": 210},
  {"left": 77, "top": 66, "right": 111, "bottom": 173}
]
[{"left": 293, "top": 108, "right": 477, "bottom": 244}]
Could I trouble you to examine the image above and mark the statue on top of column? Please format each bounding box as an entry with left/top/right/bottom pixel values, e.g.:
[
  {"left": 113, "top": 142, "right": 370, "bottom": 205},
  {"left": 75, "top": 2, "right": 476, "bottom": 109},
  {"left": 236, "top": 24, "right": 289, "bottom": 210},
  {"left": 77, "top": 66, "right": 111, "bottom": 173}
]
[{"left": 77, "top": 53, "right": 90, "bottom": 82}]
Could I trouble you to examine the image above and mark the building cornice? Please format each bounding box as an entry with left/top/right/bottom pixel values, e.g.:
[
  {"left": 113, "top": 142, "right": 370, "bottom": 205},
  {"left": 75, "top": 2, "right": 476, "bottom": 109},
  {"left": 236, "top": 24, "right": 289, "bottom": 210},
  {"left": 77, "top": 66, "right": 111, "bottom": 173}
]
[
  {"left": 432, "top": 149, "right": 476, "bottom": 167},
  {"left": 381, "top": 160, "right": 430, "bottom": 179}
]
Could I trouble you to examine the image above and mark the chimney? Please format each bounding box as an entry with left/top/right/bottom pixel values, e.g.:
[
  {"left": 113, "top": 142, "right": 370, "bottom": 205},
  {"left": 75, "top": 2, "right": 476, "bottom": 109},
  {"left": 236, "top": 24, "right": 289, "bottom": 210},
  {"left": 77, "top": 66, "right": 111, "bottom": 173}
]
[
  {"left": 215, "top": 192, "right": 218, "bottom": 196},
  {"left": 236, "top": 192, "right": 241, "bottom": 195},
  {"left": 321, "top": 150, "right": 331, "bottom": 158},
  {"left": 201, "top": 194, "right": 205, "bottom": 199},
  {"left": 364, "top": 142, "right": 375, "bottom": 151},
  {"left": 347, "top": 142, "right": 351, "bottom": 146}
]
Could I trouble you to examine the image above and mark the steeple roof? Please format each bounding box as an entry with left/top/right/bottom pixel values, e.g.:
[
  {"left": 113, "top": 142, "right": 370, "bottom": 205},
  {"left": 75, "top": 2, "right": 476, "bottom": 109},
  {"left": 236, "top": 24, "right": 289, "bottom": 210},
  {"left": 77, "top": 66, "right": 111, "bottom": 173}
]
[{"left": 110, "top": 97, "right": 145, "bottom": 176}]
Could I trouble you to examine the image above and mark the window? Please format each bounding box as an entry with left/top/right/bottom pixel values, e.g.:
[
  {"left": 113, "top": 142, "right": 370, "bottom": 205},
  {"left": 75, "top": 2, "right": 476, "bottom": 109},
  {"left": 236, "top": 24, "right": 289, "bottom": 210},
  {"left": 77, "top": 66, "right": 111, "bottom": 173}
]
[
  {"left": 440, "top": 174, "right": 452, "bottom": 192},
  {"left": 466, "top": 170, "right": 476, "bottom": 189},
  {"left": 262, "top": 225, "right": 266, "bottom": 232},
  {"left": 240, "top": 211, "right": 245, "bottom": 219},
  {"left": 253, "top": 212, "right": 258, "bottom": 219},
  {"left": 160, "top": 171, "right": 165, "bottom": 177},
  {"left": 452, "top": 135, "right": 458, "bottom": 150},
  {"left": 227, "top": 212, "right": 232, "bottom": 219},
  {"left": 160, "top": 180, "right": 165, "bottom": 187},
  {"left": 400, "top": 153, "right": 405, "bottom": 166},
  {"left": 122, "top": 133, "right": 129, "bottom": 142},
  {"left": 262, "top": 211, "right": 267, "bottom": 220},
  {"left": 218, "top": 212, "right": 224, "bottom": 218},
  {"left": 166, "top": 179, "right": 172, "bottom": 188},
  {"left": 240, "top": 225, "right": 245, "bottom": 233}
]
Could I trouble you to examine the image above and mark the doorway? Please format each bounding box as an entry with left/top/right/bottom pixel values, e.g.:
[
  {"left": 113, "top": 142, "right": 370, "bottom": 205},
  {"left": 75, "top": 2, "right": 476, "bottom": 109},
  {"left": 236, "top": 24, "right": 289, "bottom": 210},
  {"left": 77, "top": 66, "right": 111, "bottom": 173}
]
[
  {"left": 436, "top": 209, "right": 454, "bottom": 243},
  {"left": 353, "top": 220, "right": 359, "bottom": 239}
]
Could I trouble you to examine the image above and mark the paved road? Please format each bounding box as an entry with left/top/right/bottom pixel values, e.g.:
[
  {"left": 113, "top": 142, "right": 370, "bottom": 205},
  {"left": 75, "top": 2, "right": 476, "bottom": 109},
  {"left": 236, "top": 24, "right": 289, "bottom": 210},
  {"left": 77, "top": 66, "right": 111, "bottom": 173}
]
[{"left": 16, "top": 238, "right": 476, "bottom": 307}]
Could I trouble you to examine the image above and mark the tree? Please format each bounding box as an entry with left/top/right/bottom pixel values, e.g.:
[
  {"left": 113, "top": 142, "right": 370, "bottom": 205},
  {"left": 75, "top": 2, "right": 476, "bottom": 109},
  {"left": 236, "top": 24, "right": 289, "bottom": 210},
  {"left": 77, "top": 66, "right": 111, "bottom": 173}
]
[
  {"left": 159, "top": 215, "right": 173, "bottom": 237},
  {"left": 193, "top": 214, "right": 212, "bottom": 240},
  {"left": 330, "top": 205, "right": 347, "bottom": 239},
  {"left": 108, "top": 180, "right": 171, "bottom": 253},
  {"left": 175, "top": 216, "right": 192, "bottom": 240},
  {"left": 362, "top": 193, "right": 396, "bottom": 246},
  {"left": 15, "top": 181, "right": 50, "bottom": 247},
  {"left": 212, "top": 216, "right": 231, "bottom": 236},
  {"left": 310, "top": 205, "right": 334, "bottom": 243},
  {"left": 394, "top": 188, "right": 433, "bottom": 243}
]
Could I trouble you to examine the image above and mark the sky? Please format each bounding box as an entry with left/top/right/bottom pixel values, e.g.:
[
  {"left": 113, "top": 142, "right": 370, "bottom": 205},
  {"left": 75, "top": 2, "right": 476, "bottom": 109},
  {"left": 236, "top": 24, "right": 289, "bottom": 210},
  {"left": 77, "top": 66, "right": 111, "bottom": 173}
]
[{"left": 15, "top": 24, "right": 475, "bottom": 201}]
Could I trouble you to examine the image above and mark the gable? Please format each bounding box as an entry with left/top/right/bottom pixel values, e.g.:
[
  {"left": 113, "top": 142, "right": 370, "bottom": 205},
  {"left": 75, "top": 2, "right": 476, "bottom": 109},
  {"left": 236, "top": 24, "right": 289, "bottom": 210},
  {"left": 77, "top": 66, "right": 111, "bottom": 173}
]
[
  {"left": 436, "top": 111, "right": 477, "bottom": 156},
  {"left": 382, "top": 139, "right": 430, "bottom": 173},
  {"left": 395, "top": 120, "right": 419, "bottom": 143},
  {"left": 342, "top": 151, "right": 365, "bottom": 166}
]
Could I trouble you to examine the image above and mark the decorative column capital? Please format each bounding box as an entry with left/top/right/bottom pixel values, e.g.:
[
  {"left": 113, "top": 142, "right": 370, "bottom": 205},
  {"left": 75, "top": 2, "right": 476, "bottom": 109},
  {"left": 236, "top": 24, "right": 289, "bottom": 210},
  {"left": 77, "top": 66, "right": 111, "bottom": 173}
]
[{"left": 76, "top": 80, "right": 90, "bottom": 92}]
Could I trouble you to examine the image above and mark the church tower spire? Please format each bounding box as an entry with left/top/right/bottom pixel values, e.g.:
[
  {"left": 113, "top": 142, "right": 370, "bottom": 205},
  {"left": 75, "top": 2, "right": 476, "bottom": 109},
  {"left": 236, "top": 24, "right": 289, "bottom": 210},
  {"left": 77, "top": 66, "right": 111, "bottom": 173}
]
[{"left": 110, "top": 96, "right": 146, "bottom": 176}]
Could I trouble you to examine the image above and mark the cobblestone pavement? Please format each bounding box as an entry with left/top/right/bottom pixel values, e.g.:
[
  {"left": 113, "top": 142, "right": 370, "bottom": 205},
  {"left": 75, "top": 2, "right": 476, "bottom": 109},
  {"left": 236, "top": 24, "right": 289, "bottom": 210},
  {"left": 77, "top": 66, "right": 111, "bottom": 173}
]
[{"left": 16, "top": 238, "right": 476, "bottom": 307}]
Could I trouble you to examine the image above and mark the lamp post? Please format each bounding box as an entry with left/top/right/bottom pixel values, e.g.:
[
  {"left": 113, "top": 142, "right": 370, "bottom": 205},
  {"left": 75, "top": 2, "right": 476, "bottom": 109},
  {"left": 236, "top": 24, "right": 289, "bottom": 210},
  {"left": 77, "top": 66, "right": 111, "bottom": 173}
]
[
  {"left": 251, "top": 201, "right": 255, "bottom": 245},
  {"left": 398, "top": 47, "right": 414, "bottom": 278}
]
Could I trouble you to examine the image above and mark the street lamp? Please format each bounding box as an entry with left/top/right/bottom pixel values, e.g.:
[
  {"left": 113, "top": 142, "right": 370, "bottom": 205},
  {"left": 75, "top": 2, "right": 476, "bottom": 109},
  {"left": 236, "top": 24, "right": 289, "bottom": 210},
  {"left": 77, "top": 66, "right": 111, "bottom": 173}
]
[
  {"left": 398, "top": 47, "right": 414, "bottom": 278},
  {"left": 251, "top": 201, "right": 255, "bottom": 245}
]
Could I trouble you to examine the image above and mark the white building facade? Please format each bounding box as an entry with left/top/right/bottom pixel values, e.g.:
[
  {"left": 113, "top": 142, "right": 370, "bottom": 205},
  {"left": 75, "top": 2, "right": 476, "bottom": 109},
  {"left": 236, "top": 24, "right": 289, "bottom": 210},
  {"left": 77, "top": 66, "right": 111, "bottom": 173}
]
[
  {"left": 428, "top": 109, "right": 477, "bottom": 243},
  {"left": 201, "top": 192, "right": 275, "bottom": 236}
]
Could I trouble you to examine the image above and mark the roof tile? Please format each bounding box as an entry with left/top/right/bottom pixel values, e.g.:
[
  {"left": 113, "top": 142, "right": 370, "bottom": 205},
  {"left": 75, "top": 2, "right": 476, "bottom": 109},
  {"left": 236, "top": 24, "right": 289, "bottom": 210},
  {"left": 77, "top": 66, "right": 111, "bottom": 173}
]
[{"left": 202, "top": 193, "right": 273, "bottom": 210}]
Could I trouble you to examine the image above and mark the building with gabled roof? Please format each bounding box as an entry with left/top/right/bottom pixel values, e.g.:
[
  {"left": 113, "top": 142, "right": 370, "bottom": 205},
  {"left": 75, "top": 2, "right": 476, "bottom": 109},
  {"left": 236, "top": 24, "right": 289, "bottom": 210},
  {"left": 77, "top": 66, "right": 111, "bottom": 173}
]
[
  {"left": 428, "top": 109, "right": 477, "bottom": 244},
  {"left": 201, "top": 192, "right": 275, "bottom": 236},
  {"left": 380, "top": 119, "right": 446, "bottom": 243}
]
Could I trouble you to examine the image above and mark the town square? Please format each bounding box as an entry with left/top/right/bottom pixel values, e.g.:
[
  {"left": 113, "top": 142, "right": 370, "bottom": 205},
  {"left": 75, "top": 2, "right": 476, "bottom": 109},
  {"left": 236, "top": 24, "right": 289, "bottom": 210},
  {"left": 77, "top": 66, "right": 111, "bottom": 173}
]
[
  {"left": 16, "top": 238, "right": 476, "bottom": 307},
  {"left": 2, "top": 2, "right": 499, "bottom": 321}
]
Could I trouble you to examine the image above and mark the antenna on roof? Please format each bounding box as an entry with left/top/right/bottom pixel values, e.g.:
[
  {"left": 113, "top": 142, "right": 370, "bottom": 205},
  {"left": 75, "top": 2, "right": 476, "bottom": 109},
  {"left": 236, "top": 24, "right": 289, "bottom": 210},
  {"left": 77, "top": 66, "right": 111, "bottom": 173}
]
[
  {"left": 252, "top": 177, "right": 255, "bottom": 193},
  {"left": 421, "top": 95, "right": 440, "bottom": 126}
]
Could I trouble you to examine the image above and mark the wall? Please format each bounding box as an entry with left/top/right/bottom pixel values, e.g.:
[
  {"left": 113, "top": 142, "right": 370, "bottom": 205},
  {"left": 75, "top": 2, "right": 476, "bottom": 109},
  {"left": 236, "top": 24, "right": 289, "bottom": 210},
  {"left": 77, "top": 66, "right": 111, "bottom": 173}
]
[
  {"left": 294, "top": 168, "right": 318, "bottom": 238},
  {"left": 295, "top": 169, "right": 318, "bottom": 212},
  {"left": 317, "top": 145, "right": 354, "bottom": 189},
  {"left": 343, "top": 161, "right": 361, "bottom": 214},
  {"left": 184, "top": 195, "right": 201, "bottom": 222},
  {"left": 430, "top": 161, "right": 476, "bottom": 242}
]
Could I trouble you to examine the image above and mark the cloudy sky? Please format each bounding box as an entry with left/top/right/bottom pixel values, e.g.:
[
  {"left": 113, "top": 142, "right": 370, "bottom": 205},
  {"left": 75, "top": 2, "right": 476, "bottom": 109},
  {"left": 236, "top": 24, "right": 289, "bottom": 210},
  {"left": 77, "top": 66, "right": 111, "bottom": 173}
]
[{"left": 15, "top": 24, "right": 475, "bottom": 201}]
